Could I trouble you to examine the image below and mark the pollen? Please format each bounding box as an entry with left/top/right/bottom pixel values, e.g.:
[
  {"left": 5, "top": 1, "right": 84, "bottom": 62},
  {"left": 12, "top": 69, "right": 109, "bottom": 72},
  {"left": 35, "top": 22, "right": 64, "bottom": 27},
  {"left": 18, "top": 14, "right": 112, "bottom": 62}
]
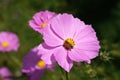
[
  {"left": 41, "top": 22, "right": 47, "bottom": 28},
  {"left": 63, "top": 38, "right": 75, "bottom": 50},
  {"left": 37, "top": 60, "right": 46, "bottom": 68},
  {"left": 2, "top": 42, "right": 9, "bottom": 48}
]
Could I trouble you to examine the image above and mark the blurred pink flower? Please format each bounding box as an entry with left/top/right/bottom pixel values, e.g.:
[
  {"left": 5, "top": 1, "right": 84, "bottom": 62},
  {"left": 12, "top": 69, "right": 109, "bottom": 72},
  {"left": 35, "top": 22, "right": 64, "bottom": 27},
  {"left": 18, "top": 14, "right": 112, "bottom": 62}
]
[
  {"left": 39, "top": 14, "right": 100, "bottom": 72},
  {"left": 22, "top": 46, "right": 54, "bottom": 80},
  {"left": 0, "top": 32, "right": 19, "bottom": 52},
  {"left": 29, "top": 10, "right": 57, "bottom": 34},
  {"left": 0, "top": 67, "right": 12, "bottom": 80}
]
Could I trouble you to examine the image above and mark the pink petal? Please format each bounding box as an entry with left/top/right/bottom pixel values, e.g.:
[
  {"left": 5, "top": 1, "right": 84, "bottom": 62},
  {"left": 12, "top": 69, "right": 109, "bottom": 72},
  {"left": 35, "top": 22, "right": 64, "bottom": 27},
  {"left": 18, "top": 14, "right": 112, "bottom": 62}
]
[
  {"left": 50, "top": 14, "right": 77, "bottom": 39},
  {"left": 40, "top": 10, "right": 56, "bottom": 22},
  {"left": 33, "top": 12, "right": 43, "bottom": 25},
  {"left": 74, "top": 25, "right": 96, "bottom": 42},
  {"left": 38, "top": 43, "right": 55, "bottom": 64},
  {"left": 75, "top": 41, "right": 100, "bottom": 51},
  {"left": 72, "top": 25, "right": 100, "bottom": 59},
  {"left": 29, "top": 20, "right": 40, "bottom": 28},
  {"left": 82, "top": 50, "right": 99, "bottom": 59},
  {"left": 75, "top": 41, "right": 100, "bottom": 59},
  {"left": 29, "top": 20, "right": 42, "bottom": 33},
  {"left": 54, "top": 46, "right": 73, "bottom": 72},
  {"left": 76, "top": 33, "right": 98, "bottom": 44},
  {"left": 68, "top": 48, "right": 91, "bottom": 64},
  {"left": 41, "top": 52, "right": 54, "bottom": 65},
  {"left": 0, "top": 67, "right": 12, "bottom": 77},
  {"left": 47, "top": 64, "right": 55, "bottom": 71},
  {"left": 43, "top": 25, "right": 63, "bottom": 47}
]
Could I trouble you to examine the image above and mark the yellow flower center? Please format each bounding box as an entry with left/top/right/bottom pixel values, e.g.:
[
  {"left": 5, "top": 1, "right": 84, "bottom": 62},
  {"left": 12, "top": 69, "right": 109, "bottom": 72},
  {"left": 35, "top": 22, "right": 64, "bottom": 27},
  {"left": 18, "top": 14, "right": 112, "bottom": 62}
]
[
  {"left": 1, "top": 42, "right": 9, "bottom": 48},
  {"left": 37, "top": 60, "right": 46, "bottom": 68},
  {"left": 41, "top": 22, "right": 47, "bottom": 28},
  {"left": 63, "top": 38, "right": 75, "bottom": 50}
]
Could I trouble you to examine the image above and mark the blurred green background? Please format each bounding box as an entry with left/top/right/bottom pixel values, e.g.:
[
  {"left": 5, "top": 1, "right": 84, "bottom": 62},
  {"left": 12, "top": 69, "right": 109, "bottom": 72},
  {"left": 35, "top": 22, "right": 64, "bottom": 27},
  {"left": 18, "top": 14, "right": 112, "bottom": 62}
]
[{"left": 0, "top": 0, "right": 120, "bottom": 80}]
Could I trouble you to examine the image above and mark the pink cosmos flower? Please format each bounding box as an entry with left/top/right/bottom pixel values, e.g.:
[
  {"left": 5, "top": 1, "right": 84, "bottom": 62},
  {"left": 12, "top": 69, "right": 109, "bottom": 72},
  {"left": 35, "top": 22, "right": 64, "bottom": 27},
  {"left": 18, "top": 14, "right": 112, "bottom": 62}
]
[
  {"left": 0, "top": 32, "right": 19, "bottom": 52},
  {"left": 29, "top": 10, "right": 57, "bottom": 34},
  {"left": 22, "top": 46, "right": 54, "bottom": 80},
  {"left": 38, "top": 14, "right": 100, "bottom": 72},
  {"left": 0, "top": 67, "right": 12, "bottom": 80}
]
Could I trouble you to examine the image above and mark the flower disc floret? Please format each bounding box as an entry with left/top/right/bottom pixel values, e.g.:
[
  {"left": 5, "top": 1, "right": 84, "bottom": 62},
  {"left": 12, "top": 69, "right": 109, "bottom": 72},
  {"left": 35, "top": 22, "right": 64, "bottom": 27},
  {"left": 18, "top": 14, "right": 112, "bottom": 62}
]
[
  {"left": 1, "top": 42, "right": 9, "bottom": 48},
  {"left": 37, "top": 60, "right": 46, "bottom": 68},
  {"left": 63, "top": 38, "right": 75, "bottom": 50}
]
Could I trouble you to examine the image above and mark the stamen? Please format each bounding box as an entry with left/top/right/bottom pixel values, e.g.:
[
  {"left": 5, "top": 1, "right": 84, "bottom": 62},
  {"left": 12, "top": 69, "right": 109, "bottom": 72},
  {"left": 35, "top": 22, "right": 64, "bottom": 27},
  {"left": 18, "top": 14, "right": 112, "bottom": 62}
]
[
  {"left": 2, "top": 42, "right": 9, "bottom": 48},
  {"left": 37, "top": 60, "right": 46, "bottom": 68},
  {"left": 41, "top": 22, "right": 47, "bottom": 28},
  {"left": 63, "top": 38, "right": 75, "bottom": 50}
]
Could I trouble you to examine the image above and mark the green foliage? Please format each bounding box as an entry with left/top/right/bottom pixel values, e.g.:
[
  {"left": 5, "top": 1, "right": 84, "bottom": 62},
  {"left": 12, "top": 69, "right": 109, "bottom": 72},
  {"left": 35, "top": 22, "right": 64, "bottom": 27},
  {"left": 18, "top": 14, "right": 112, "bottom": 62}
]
[{"left": 0, "top": 0, "right": 120, "bottom": 80}]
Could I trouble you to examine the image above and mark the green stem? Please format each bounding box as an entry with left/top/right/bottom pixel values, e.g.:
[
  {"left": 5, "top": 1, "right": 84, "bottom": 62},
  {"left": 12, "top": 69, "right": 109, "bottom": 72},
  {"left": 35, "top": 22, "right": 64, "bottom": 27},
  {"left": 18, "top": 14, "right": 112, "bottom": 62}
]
[
  {"left": 65, "top": 71, "right": 69, "bottom": 80},
  {"left": 59, "top": 66, "right": 69, "bottom": 80},
  {"left": 59, "top": 66, "right": 65, "bottom": 80}
]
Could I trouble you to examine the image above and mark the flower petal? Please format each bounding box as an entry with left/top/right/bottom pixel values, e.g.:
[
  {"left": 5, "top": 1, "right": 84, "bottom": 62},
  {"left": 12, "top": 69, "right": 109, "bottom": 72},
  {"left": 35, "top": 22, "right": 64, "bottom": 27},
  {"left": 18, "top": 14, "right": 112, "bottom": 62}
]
[
  {"left": 68, "top": 48, "right": 91, "bottom": 64},
  {"left": 38, "top": 43, "right": 55, "bottom": 64},
  {"left": 75, "top": 41, "right": 100, "bottom": 51},
  {"left": 29, "top": 20, "right": 43, "bottom": 32},
  {"left": 0, "top": 67, "right": 12, "bottom": 77},
  {"left": 33, "top": 12, "right": 43, "bottom": 25},
  {"left": 43, "top": 25, "right": 63, "bottom": 47},
  {"left": 47, "top": 64, "right": 55, "bottom": 71},
  {"left": 74, "top": 25, "right": 96, "bottom": 42},
  {"left": 27, "top": 69, "right": 45, "bottom": 80},
  {"left": 50, "top": 14, "right": 77, "bottom": 39},
  {"left": 54, "top": 46, "right": 73, "bottom": 72},
  {"left": 22, "top": 46, "right": 40, "bottom": 73},
  {"left": 75, "top": 42, "right": 100, "bottom": 59},
  {"left": 72, "top": 25, "right": 100, "bottom": 59}
]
